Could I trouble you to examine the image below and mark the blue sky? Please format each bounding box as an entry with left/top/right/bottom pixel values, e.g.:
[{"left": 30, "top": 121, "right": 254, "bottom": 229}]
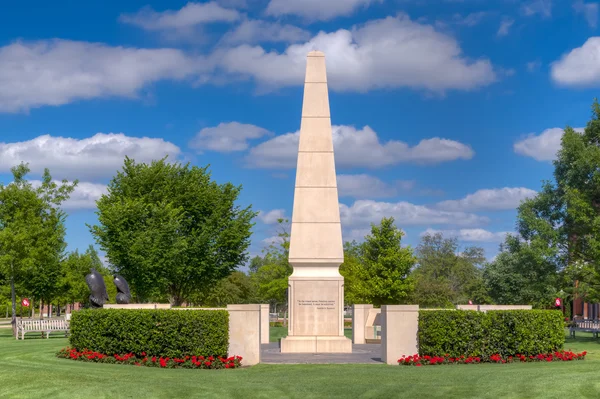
[{"left": 0, "top": 0, "right": 598, "bottom": 264}]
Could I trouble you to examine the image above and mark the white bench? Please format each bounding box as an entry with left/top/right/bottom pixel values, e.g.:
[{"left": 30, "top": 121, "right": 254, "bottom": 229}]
[{"left": 16, "top": 319, "right": 69, "bottom": 340}]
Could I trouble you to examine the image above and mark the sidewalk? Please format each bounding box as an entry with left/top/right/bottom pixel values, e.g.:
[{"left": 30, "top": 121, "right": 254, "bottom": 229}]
[{"left": 261, "top": 343, "right": 383, "bottom": 364}]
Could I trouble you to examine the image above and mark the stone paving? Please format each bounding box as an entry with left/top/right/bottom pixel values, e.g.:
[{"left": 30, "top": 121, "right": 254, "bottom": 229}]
[{"left": 261, "top": 343, "right": 383, "bottom": 364}]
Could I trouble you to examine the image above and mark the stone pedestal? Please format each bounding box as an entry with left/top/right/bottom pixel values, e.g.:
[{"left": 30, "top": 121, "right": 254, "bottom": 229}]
[
  {"left": 227, "top": 304, "right": 261, "bottom": 365},
  {"left": 381, "top": 305, "right": 419, "bottom": 365},
  {"left": 280, "top": 50, "right": 351, "bottom": 353}
]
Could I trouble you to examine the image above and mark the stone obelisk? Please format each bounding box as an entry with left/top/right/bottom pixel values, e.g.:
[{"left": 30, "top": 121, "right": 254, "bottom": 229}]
[{"left": 280, "top": 51, "right": 352, "bottom": 353}]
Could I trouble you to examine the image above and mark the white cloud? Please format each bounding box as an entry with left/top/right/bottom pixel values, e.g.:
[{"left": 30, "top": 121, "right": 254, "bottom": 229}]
[
  {"left": 0, "top": 39, "right": 199, "bottom": 113},
  {"left": 119, "top": 2, "right": 240, "bottom": 31},
  {"left": 340, "top": 200, "right": 489, "bottom": 227},
  {"left": 190, "top": 122, "right": 272, "bottom": 152},
  {"left": 258, "top": 209, "right": 286, "bottom": 224},
  {"left": 513, "top": 127, "right": 585, "bottom": 161},
  {"left": 574, "top": 1, "right": 599, "bottom": 28},
  {"left": 452, "top": 12, "right": 489, "bottom": 27},
  {"left": 337, "top": 174, "right": 414, "bottom": 198},
  {"left": 246, "top": 125, "right": 474, "bottom": 169},
  {"left": 265, "top": 0, "right": 379, "bottom": 21},
  {"left": 526, "top": 60, "right": 541, "bottom": 72},
  {"left": 521, "top": 0, "right": 552, "bottom": 18},
  {"left": 0, "top": 133, "right": 181, "bottom": 181},
  {"left": 29, "top": 180, "right": 107, "bottom": 210},
  {"left": 435, "top": 187, "right": 537, "bottom": 212},
  {"left": 496, "top": 17, "right": 514, "bottom": 37},
  {"left": 212, "top": 15, "right": 496, "bottom": 92},
  {"left": 220, "top": 20, "right": 311, "bottom": 45},
  {"left": 420, "top": 228, "right": 511, "bottom": 243},
  {"left": 551, "top": 37, "right": 600, "bottom": 87},
  {"left": 262, "top": 235, "right": 284, "bottom": 245}
]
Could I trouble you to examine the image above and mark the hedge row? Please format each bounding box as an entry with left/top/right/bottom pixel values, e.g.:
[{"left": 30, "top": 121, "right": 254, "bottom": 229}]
[
  {"left": 70, "top": 309, "right": 229, "bottom": 358},
  {"left": 418, "top": 310, "right": 564, "bottom": 358}
]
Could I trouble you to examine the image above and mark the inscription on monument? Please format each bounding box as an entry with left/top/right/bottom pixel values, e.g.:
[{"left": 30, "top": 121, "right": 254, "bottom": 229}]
[{"left": 298, "top": 300, "right": 336, "bottom": 310}]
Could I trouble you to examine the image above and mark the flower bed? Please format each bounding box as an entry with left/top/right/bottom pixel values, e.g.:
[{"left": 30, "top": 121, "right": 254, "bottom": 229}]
[
  {"left": 57, "top": 347, "right": 242, "bottom": 369},
  {"left": 399, "top": 351, "right": 586, "bottom": 366}
]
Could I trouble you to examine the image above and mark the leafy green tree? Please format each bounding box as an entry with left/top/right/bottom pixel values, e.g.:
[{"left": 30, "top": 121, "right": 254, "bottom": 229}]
[
  {"left": 483, "top": 235, "right": 559, "bottom": 308},
  {"left": 191, "top": 271, "right": 256, "bottom": 307},
  {"left": 0, "top": 164, "right": 75, "bottom": 330},
  {"left": 252, "top": 219, "right": 292, "bottom": 311},
  {"left": 512, "top": 99, "right": 600, "bottom": 308},
  {"left": 340, "top": 217, "right": 415, "bottom": 306},
  {"left": 339, "top": 240, "right": 367, "bottom": 305},
  {"left": 412, "top": 233, "right": 490, "bottom": 307},
  {"left": 58, "top": 246, "right": 116, "bottom": 307},
  {"left": 90, "top": 157, "right": 256, "bottom": 305}
]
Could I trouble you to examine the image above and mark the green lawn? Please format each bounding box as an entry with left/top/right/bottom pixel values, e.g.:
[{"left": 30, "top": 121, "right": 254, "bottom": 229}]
[{"left": 1, "top": 328, "right": 600, "bottom": 398}]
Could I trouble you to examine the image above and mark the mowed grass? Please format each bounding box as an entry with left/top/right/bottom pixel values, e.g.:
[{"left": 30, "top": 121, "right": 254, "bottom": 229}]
[{"left": 2, "top": 329, "right": 600, "bottom": 398}]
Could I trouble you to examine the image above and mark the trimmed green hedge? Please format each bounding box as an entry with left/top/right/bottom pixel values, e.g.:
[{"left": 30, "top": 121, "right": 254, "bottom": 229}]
[
  {"left": 70, "top": 309, "right": 229, "bottom": 358},
  {"left": 418, "top": 310, "right": 564, "bottom": 359}
]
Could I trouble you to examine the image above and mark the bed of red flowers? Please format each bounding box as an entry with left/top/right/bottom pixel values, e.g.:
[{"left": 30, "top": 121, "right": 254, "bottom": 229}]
[
  {"left": 57, "top": 347, "right": 242, "bottom": 369},
  {"left": 399, "top": 351, "right": 587, "bottom": 366}
]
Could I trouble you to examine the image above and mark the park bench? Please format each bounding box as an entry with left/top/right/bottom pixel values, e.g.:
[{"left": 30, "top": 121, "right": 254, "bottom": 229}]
[
  {"left": 569, "top": 319, "right": 600, "bottom": 338},
  {"left": 16, "top": 318, "right": 69, "bottom": 340}
]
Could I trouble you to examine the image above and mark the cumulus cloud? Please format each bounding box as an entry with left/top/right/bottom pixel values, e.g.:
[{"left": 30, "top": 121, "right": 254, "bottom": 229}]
[
  {"left": 220, "top": 20, "right": 311, "bottom": 45},
  {"left": 119, "top": 2, "right": 240, "bottom": 31},
  {"left": 551, "top": 37, "right": 600, "bottom": 87},
  {"left": 258, "top": 209, "right": 287, "bottom": 224},
  {"left": 262, "top": 235, "right": 284, "bottom": 245},
  {"left": 435, "top": 187, "right": 537, "bottom": 212},
  {"left": 340, "top": 200, "right": 489, "bottom": 228},
  {"left": 265, "top": 0, "right": 380, "bottom": 21},
  {"left": 189, "top": 122, "right": 272, "bottom": 152},
  {"left": 0, "top": 133, "right": 181, "bottom": 181},
  {"left": 573, "top": 1, "right": 599, "bottom": 28},
  {"left": 0, "top": 39, "right": 199, "bottom": 113},
  {"left": 337, "top": 174, "right": 414, "bottom": 198},
  {"left": 246, "top": 125, "right": 474, "bottom": 169},
  {"left": 28, "top": 180, "right": 107, "bottom": 210},
  {"left": 212, "top": 14, "right": 496, "bottom": 92},
  {"left": 513, "top": 127, "right": 585, "bottom": 161},
  {"left": 420, "top": 228, "right": 511, "bottom": 243}
]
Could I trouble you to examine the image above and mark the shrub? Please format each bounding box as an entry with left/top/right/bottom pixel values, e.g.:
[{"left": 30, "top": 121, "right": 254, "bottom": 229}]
[
  {"left": 270, "top": 321, "right": 284, "bottom": 327},
  {"left": 418, "top": 310, "right": 564, "bottom": 359},
  {"left": 70, "top": 309, "right": 229, "bottom": 358}
]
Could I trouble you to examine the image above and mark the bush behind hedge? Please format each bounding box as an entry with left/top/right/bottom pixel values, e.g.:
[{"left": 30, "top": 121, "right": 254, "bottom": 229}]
[
  {"left": 70, "top": 309, "right": 229, "bottom": 358},
  {"left": 418, "top": 310, "right": 564, "bottom": 359}
]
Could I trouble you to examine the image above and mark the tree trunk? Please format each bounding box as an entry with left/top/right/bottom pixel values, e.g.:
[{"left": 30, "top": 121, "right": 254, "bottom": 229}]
[
  {"left": 10, "top": 275, "right": 16, "bottom": 337},
  {"left": 47, "top": 303, "right": 51, "bottom": 318},
  {"left": 39, "top": 300, "right": 44, "bottom": 320}
]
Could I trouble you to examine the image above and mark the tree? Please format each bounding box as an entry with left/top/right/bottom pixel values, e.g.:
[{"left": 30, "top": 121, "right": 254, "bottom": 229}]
[
  {"left": 90, "top": 157, "right": 256, "bottom": 305},
  {"left": 58, "top": 246, "right": 116, "bottom": 307},
  {"left": 0, "top": 164, "right": 75, "bottom": 331},
  {"left": 252, "top": 219, "right": 292, "bottom": 311},
  {"left": 190, "top": 271, "right": 256, "bottom": 307},
  {"left": 483, "top": 235, "right": 559, "bottom": 308},
  {"left": 339, "top": 240, "right": 367, "bottom": 305},
  {"left": 513, "top": 99, "right": 600, "bottom": 307},
  {"left": 340, "top": 217, "right": 415, "bottom": 306},
  {"left": 412, "top": 233, "right": 489, "bottom": 308}
]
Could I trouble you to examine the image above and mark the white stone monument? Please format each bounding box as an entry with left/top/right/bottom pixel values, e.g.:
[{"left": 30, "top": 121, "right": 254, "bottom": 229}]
[{"left": 280, "top": 51, "right": 352, "bottom": 353}]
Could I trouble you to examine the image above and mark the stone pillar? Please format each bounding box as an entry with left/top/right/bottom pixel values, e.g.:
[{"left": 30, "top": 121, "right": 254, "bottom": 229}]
[
  {"left": 227, "top": 304, "right": 261, "bottom": 366},
  {"left": 381, "top": 305, "right": 419, "bottom": 365},
  {"left": 280, "top": 50, "right": 352, "bottom": 354},
  {"left": 352, "top": 304, "right": 373, "bottom": 344},
  {"left": 260, "top": 304, "right": 270, "bottom": 344}
]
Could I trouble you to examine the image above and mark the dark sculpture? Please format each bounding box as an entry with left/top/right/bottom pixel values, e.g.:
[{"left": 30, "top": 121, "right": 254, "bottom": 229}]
[
  {"left": 85, "top": 268, "right": 109, "bottom": 308},
  {"left": 113, "top": 274, "right": 131, "bottom": 304}
]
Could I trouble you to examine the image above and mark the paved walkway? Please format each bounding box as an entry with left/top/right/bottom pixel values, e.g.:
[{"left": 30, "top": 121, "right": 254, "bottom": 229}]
[{"left": 261, "top": 343, "right": 383, "bottom": 364}]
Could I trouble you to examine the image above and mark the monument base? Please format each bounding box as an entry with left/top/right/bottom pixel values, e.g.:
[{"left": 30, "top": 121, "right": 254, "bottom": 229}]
[{"left": 280, "top": 335, "right": 352, "bottom": 353}]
